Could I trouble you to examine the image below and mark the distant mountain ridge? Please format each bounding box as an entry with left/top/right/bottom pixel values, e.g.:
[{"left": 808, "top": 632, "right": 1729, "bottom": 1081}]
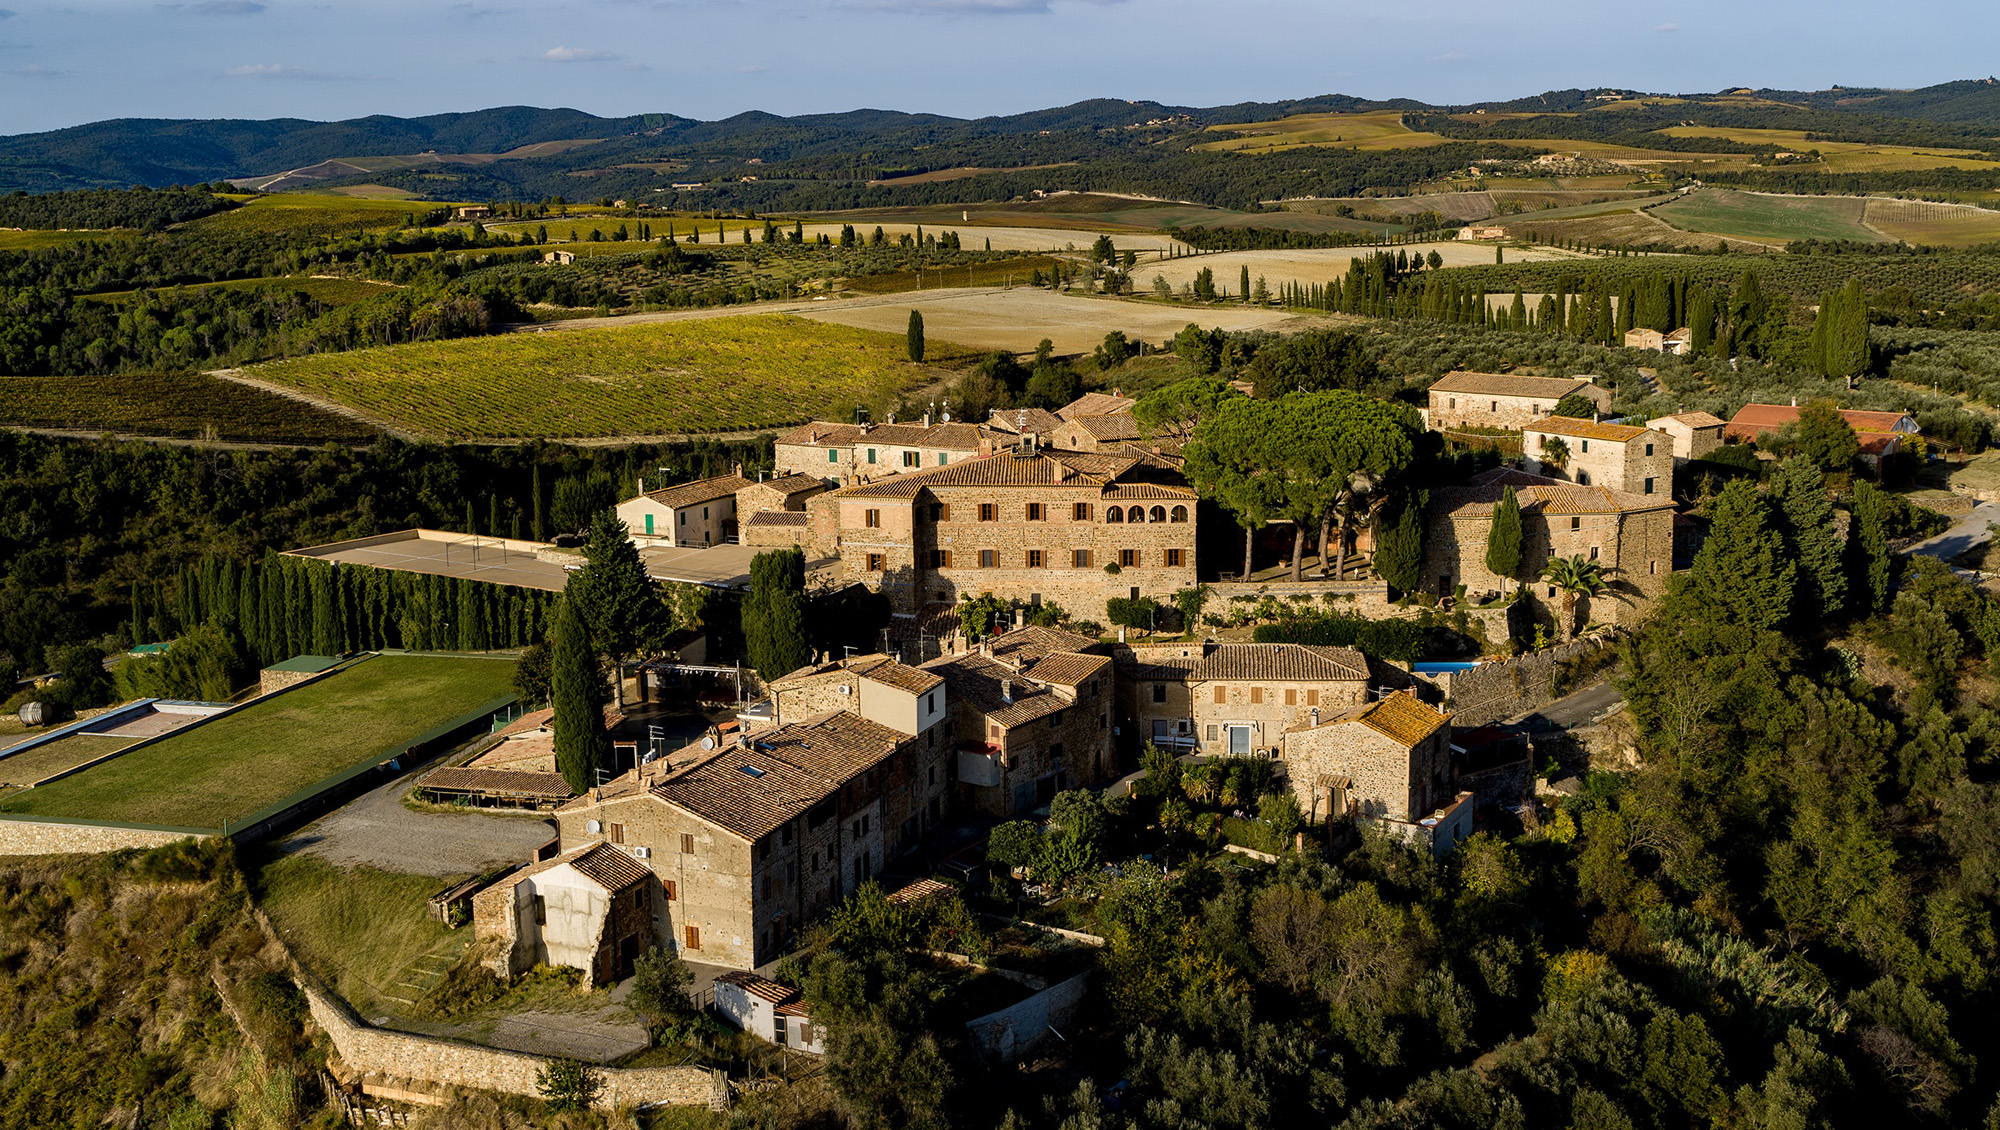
[{"left": 2, "top": 81, "right": 1997, "bottom": 195}]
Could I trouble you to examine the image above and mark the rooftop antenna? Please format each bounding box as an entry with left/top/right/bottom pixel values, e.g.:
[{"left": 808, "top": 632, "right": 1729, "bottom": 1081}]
[{"left": 941, "top": 397, "right": 951, "bottom": 424}]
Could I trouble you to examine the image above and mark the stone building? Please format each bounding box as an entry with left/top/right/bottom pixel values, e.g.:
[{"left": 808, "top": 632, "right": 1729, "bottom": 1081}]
[
  {"left": 736, "top": 473, "right": 827, "bottom": 521},
  {"left": 472, "top": 842, "right": 654, "bottom": 985},
  {"left": 539, "top": 658, "right": 954, "bottom": 971},
  {"left": 1622, "top": 327, "right": 1693, "bottom": 356},
  {"left": 773, "top": 419, "right": 995, "bottom": 482},
  {"left": 742, "top": 510, "right": 812, "bottom": 549},
  {"left": 616, "top": 474, "right": 756, "bottom": 547},
  {"left": 804, "top": 445, "right": 1199, "bottom": 622},
  {"left": 1426, "top": 372, "right": 1613, "bottom": 432},
  {"left": 1646, "top": 411, "right": 1726, "bottom": 465},
  {"left": 922, "top": 640, "right": 1116, "bottom": 816},
  {"left": 1051, "top": 413, "right": 1143, "bottom": 453},
  {"left": 1521, "top": 417, "right": 1672, "bottom": 498},
  {"left": 1423, "top": 467, "right": 1676, "bottom": 626},
  {"left": 1117, "top": 641, "right": 1371, "bottom": 758},
  {"left": 987, "top": 408, "right": 1064, "bottom": 443},
  {"left": 1280, "top": 691, "right": 1452, "bottom": 825}
]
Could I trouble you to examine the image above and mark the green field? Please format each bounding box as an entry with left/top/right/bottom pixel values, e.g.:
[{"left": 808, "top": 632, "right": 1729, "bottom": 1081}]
[
  {"left": 80, "top": 275, "right": 399, "bottom": 306},
  {"left": 1649, "top": 190, "right": 1886, "bottom": 244},
  {"left": 240, "top": 313, "right": 969, "bottom": 440},
  {"left": 0, "top": 734, "right": 136, "bottom": 787},
  {"left": 182, "top": 194, "right": 452, "bottom": 237},
  {"left": 0, "top": 655, "right": 514, "bottom": 828},
  {"left": 252, "top": 853, "right": 462, "bottom": 1016},
  {"left": 0, "top": 228, "right": 125, "bottom": 251},
  {"left": 0, "top": 373, "right": 381, "bottom": 443},
  {"left": 1861, "top": 198, "right": 2000, "bottom": 247}
]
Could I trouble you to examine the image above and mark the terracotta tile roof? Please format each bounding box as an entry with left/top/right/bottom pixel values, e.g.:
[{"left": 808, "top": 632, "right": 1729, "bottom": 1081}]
[
  {"left": 492, "top": 705, "right": 623, "bottom": 738},
  {"left": 1649, "top": 411, "right": 1726, "bottom": 428},
  {"left": 1059, "top": 391, "right": 1136, "bottom": 418},
  {"left": 1190, "top": 643, "right": 1368, "bottom": 683},
  {"left": 645, "top": 710, "right": 906, "bottom": 840},
  {"left": 855, "top": 657, "right": 945, "bottom": 695},
  {"left": 989, "top": 408, "right": 1064, "bottom": 435},
  {"left": 774, "top": 1000, "right": 812, "bottom": 1017},
  {"left": 1068, "top": 413, "right": 1142, "bottom": 442},
  {"left": 1664, "top": 328, "right": 1693, "bottom": 343},
  {"left": 1725, "top": 404, "right": 1917, "bottom": 439},
  {"left": 886, "top": 877, "right": 954, "bottom": 905},
  {"left": 920, "top": 653, "right": 1070, "bottom": 727},
  {"left": 1101, "top": 482, "right": 1198, "bottom": 501},
  {"left": 640, "top": 474, "right": 757, "bottom": 511},
  {"left": 1526, "top": 417, "right": 1657, "bottom": 443},
  {"left": 419, "top": 767, "right": 573, "bottom": 799},
  {"left": 717, "top": 970, "right": 797, "bottom": 1004},
  {"left": 569, "top": 842, "right": 654, "bottom": 890},
  {"left": 746, "top": 473, "right": 826, "bottom": 496},
  {"left": 987, "top": 625, "right": 1099, "bottom": 665},
  {"left": 1428, "top": 371, "right": 1599, "bottom": 399},
  {"left": 1119, "top": 654, "right": 1202, "bottom": 680},
  {"left": 746, "top": 510, "right": 810, "bottom": 528},
  {"left": 1434, "top": 467, "right": 1670, "bottom": 519},
  {"left": 827, "top": 450, "right": 1142, "bottom": 499},
  {"left": 1350, "top": 692, "right": 1450, "bottom": 747},
  {"left": 1022, "top": 652, "right": 1111, "bottom": 686}
]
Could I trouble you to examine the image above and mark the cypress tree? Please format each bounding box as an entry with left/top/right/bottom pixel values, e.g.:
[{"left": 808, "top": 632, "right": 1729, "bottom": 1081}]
[
  {"left": 311, "top": 565, "right": 340, "bottom": 655},
  {"left": 1485, "top": 487, "right": 1524, "bottom": 589},
  {"left": 743, "top": 548, "right": 810, "bottom": 681},
  {"left": 907, "top": 309, "right": 925, "bottom": 363},
  {"left": 130, "top": 581, "right": 144, "bottom": 646},
  {"left": 1768, "top": 456, "right": 1847, "bottom": 621},
  {"left": 1849, "top": 480, "right": 1893, "bottom": 615},
  {"left": 1240, "top": 264, "right": 1251, "bottom": 304},
  {"left": 531, "top": 462, "right": 547, "bottom": 542},
  {"left": 1373, "top": 495, "right": 1426, "bottom": 595},
  {"left": 550, "top": 596, "right": 610, "bottom": 794},
  {"left": 1678, "top": 478, "right": 1795, "bottom": 631}
]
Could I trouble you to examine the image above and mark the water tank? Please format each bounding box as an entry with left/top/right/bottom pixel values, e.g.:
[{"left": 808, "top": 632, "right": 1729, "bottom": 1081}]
[{"left": 18, "top": 701, "right": 52, "bottom": 727}]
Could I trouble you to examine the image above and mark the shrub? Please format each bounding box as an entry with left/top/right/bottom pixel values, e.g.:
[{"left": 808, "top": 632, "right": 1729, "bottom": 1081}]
[
  {"left": 535, "top": 1058, "right": 602, "bottom": 1112},
  {"left": 1253, "top": 612, "right": 1427, "bottom": 661}
]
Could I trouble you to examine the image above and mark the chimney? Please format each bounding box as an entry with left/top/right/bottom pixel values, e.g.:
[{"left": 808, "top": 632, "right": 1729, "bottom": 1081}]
[
  {"left": 734, "top": 461, "right": 743, "bottom": 478},
  {"left": 637, "top": 475, "right": 645, "bottom": 495},
  {"left": 1791, "top": 396, "right": 1798, "bottom": 407},
  {"left": 1113, "top": 386, "right": 1122, "bottom": 398},
  {"left": 922, "top": 410, "right": 933, "bottom": 428},
  {"left": 1000, "top": 679, "right": 1014, "bottom": 704},
  {"left": 1310, "top": 707, "right": 1320, "bottom": 727}
]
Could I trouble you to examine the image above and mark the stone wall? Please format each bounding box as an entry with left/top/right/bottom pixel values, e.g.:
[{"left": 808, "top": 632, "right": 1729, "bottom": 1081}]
[
  {"left": 963, "top": 971, "right": 1090, "bottom": 1062},
  {"left": 1424, "top": 506, "right": 1674, "bottom": 628},
  {"left": 259, "top": 667, "right": 322, "bottom": 697},
  {"left": 1434, "top": 635, "right": 1621, "bottom": 726},
  {"left": 0, "top": 818, "right": 196, "bottom": 855},
  {"left": 298, "top": 978, "right": 717, "bottom": 1110}
]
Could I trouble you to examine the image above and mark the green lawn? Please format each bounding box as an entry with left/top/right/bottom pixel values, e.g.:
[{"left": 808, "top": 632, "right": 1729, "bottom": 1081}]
[
  {"left": 252, "top": 853, "right": 463, "bottom": 1017},
  {"left": 0, "top": 734, "right": 136, "bottom": 787},
  {"left": 1650, "top": 190, "right": 1886, "bottom": 244},
  {"left": 0, "top": 655, "right": 514, "bottom": 828}
]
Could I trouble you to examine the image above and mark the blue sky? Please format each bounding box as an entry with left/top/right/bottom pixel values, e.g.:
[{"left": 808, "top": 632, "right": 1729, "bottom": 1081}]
[{"left": 1, "top": 0, "right": 1995, "bottom": 135}]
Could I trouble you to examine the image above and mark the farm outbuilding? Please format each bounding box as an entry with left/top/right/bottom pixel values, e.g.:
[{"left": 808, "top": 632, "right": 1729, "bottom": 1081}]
[{"left": 714, "top": 971, "right": 825, "bottom": 1054}]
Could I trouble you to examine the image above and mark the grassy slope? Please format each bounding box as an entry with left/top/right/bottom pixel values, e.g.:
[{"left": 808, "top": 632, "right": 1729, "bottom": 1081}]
[
  {"left": 0, "top": 372, "right": 381, "bottom": 443},
  {"left": 181, "top": 193, "right": 447, "bottom": 237},
  {"left": 251, "top": 852, "right": 461, "bottom": 1017},
  {"left": 1649, "top": 190, "right": 1885, "bottom": 243},
  {"left": 240, "top": 313, "right": 968, "bottom": 440},
  {"left": 0, "top": 655, "right": 513, "bottom": 827},
  {"left": 79, "top": 275, "right": 398, "bottom": 306},
  {"left": 0, "top": 733, "right": 136, "bottom": 786}
]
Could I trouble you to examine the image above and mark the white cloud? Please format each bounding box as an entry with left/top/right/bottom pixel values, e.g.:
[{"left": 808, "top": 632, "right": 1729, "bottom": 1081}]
[
  {"left": 7, "top": 63, "right": 66, "bottom": 77},
  {"left": 1654, "top": 21, "right": 1680, "bottom": 32},
  {"left": 163, "top": 1, "right": 268, "bottom": 13},
  {"left": 1432, "top": 50, "right": 1471, "bottom": 62},
  {"left": 225, "top": 61, "right": 344, "bottom": 79},
  {"left": 836, "top": 0, "right": 1124, "bottom": 13},
  {"left": 736, "top": 63, "right": 767, "bottom": 74},
  {"left": 542, "top": 45, "right": 621, "bottom": 62}
]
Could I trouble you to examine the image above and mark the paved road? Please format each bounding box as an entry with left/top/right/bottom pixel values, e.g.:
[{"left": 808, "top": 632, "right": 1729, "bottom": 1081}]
[
  {"left": 272, "top": 768, "right": 555, "bottom": 876},
  {"left": 1512, "top": 679, "right": 1625, "bottom": 731},
  {"left": 1901, "top": 501, "right": 2000, "bottom": 563}
]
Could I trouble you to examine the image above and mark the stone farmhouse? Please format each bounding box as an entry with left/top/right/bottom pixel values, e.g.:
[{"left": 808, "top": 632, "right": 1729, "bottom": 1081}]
[
  {"left": 1426, "top": 372, "right": 1613, "bottom": 432},
  {"left": 774, "top": 419, "right": 996, "bottom": 483},
  {"left": 616, "top": 473, "right": 756, "bottom": 547},
  {"left": 922, "top": 631, "right": 1116, "bottom": 816},
  {"left": 803, "top": 444, "right": 1199, "bottom": 622},
  {"left": 1622, "top": 327, "right": 1693, "bottom": 355},
  {"left": 1724, "top": 404, "right": 1919, "bottom": 467},
  {"left": 523, "top": 655, "right": 954, "bottom": 971},
  {"left": 1521, "top": 417, "right": 1673, "bottom": 498},
  {"left": 1647, "top": 411, "right": 1726, "bottom": 465},
  {"left": 1424, "top": 467, "right": 1675, "bottom": 624},
  {"left": 1052, "top": 413, "right": 1144, "bottom": 453},
  {"left": 472, "top": 842, "right": 653, "bottom": 985},
  {"left": 1117, "top": 641, "right": 1372, "bottom": 758},
  {"left": 1281, "top": 691, "right": 1452, "bottom": 825}
]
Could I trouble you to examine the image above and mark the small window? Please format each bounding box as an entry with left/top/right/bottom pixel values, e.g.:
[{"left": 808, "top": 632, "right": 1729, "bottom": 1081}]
[
  {"left": 1490, "top": 400, "right": 1498, "bottom": 412},
  {"left": 1149, "top": 506, "right": 1167, "bottom": 523},
  {"left": 864, "top": 508, "right": 881, "bottom": 528},
  {"left": 1170, "top": 505, "right": 1188, "bottom": 522},
  {"left": 1073, "top": 502, "right": 1092, "bottom": 521},
  {"left": 866, "top": 552, "right": 885, "bottom": 571},
  {"left": 1285, "top": 689, "right": 1297, "bottom": 706},
  {"left": 828, "top": 449, "right": 839, "bottom": 463},
  {"left": 1581, "top": 440, "right": 1589, "bottom": 454},
  {"left": 979, "top": 549, "right": 998, "bottom": 568},
  {"left": 1165, "top": 548, "right": 1184, "bottom": 568},
  {"left": 1206, "top": 724, "right": 1219, "bottom": 741},
  {"left": 1250, "top": 687, "right": 1264, "bottom": 705},
  {"left": 979, "top": 503, "right": 997, "bottom": 522},
  {"left": 1027, "top": 549, "right": 1046, "bottom": 569},
  {"left": 1105, "top": 506, "right": 1124, "bottom": 524},
  {"left": 663, "top": 879, "right": 677, "bottom": 901},
  {"left": 1644, "top": 477, "right": 1656, "bottom": 495},
  {"left": 1213, "top": 686, "right": 1227, "bottom": 705},
  {"left": 608, "top": 822, "right": 624, "bottom": 845},
  {"left": 678, "top": 511, "right": 686, "bottom": 526},
  {"left": 1548, "top": 586, "right": 1558, "bottom": 598},
  {"left": 903, "top": 451, "right": 919, "bottom": 467},
  {"left": 866, "top": 448, "right": 877, "bottom": 464},
  {"left": 1577, "top": 471, "right": 1590, "bottom": 486},
  {"left": 680, "top": 833, "right": 696, "bottom": 855},
  {"left": 1152, "top": 684, "right": 1167, "bottom": 703},
  {"left": 938, "top": 452, "right": 949, "bottom": 465},
  {"left": 1590, "top": 546, "right": 1600, "bottom": 560},
  {"left": 1026, "top": 502, "right": 1044, "bottom": 521},
  {"left": 1645, "top": 443, "right": 1655, "bottom": 456},
  {"left": 685, "top": 925, "right": 700, "bottom": 950},
  {"left": 1307, "top": 689, "right": 1319, "bottom": 706},
  {"left": 1650, "top": 560, "right": 1659, "bottom": 575},
  {"left": 1120, "top": 549, "right": 1140, "bottom": 568},
  {"left": 1073, "top": 549, "right": 1093, "bottom": 568},
  {"left": 532, "top": 895, "right": 546, "bottom": 925}
]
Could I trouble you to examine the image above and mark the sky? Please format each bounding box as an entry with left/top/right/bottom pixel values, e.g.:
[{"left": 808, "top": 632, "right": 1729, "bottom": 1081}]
[{"left": 1, "top": 0, "right": 1997, "bottom": 135}]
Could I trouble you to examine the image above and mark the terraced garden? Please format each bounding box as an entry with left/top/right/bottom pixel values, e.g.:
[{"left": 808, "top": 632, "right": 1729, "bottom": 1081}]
[{"left": 239, "top": 314, "right": 970, "bottom": 439}]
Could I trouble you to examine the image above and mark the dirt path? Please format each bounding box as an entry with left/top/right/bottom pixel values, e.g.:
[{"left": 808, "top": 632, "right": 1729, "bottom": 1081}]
[
  {"left": 208, "top": 366, "right": 425, "bottom": 441},
  {"left": 493, "top": 285, "right": 1028, "bottom": 334}
]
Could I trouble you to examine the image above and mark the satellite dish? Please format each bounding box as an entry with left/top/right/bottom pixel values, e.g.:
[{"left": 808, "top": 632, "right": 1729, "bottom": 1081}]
[
  {"left": 585, "top": 820, "right": 602, "bottom": 833},
  {"left": 701, "top": 735, "right": 716, "bottom": 750}
]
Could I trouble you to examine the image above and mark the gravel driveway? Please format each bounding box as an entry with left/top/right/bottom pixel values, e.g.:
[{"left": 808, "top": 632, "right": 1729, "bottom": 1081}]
[{"left": 273, "top": 768, "right": 555, "bottom": 876}]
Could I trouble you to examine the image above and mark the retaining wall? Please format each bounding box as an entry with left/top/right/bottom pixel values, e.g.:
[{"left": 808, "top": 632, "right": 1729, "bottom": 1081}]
[
  {"left": 1435, "top": 634, "right": 1622, "bottom": 726},
  {"left": 0, "top": 818, "right": 198, "bottom": 855},
  {"left": 963, "top": 971, "right": 1090, "bottom": 1062}
]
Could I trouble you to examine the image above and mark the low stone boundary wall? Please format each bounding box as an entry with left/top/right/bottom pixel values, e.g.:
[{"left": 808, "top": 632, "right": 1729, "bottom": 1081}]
[
  {"left": 0, "top": 817, "right": 198, "bottom": 856},
  {"left": 964, "top": 971, "right": 1090, "bottom": 1061},
  {"left": 299, "top": 976, "right": 718, "bottom": 1111}
]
